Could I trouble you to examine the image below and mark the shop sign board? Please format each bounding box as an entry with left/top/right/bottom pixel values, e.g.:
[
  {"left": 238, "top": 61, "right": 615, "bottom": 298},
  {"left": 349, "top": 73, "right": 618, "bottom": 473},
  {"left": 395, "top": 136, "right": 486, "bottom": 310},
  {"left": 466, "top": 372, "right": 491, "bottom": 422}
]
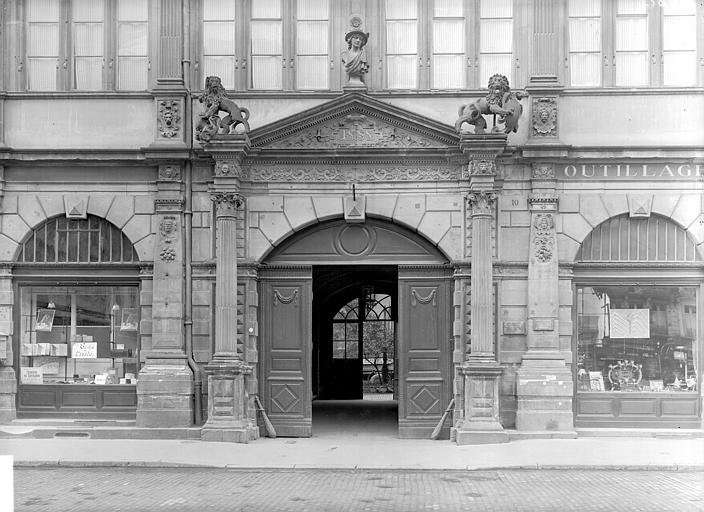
[
  {"left": 20, "top": 367, "right": 43, "bottom": 384},
  {"left": 72, "top": 342, "right": 97, "bottom": 359},
  {"left": 558, "top": 163, "right": 704, "bottom": 180}
]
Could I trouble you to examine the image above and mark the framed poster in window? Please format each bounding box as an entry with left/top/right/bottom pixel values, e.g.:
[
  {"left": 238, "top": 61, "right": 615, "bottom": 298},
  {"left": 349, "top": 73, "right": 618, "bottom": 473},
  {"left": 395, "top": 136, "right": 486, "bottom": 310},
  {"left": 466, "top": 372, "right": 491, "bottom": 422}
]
[
  {"left": 35, "top": 309, "right": 55, "bottom": 332},
  {"left": 120, "top": 308, "right": 139, "bottom": 331}
]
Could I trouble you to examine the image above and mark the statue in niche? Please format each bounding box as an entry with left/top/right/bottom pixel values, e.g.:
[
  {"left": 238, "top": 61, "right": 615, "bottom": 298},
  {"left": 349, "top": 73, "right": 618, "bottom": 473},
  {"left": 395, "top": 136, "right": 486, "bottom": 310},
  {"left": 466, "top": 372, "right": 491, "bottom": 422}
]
[
  {"left": 195, "top": 76, "right": 250, "bottom": 142},
  {"left": 455, "top": 74, "right": 526, "bottom": 134},
  {"left": 342, "top": 28, "right": 369, "bottom": 87}
]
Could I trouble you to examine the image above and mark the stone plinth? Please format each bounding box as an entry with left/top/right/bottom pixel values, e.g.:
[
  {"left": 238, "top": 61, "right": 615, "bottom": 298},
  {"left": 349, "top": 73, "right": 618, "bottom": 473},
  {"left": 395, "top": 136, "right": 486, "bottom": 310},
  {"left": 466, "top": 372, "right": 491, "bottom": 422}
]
[
  {"left": 516, "top": 357, "right": 575, "bottom": 432},
  {"left": 136, "top": 356, "right": 193, "bottom": 427},
  {"left": 201, "top": 358, "right": 258, "bottom": 443},
  {"left": 0, "top": 366, "right": 16, "bottom": 423}
]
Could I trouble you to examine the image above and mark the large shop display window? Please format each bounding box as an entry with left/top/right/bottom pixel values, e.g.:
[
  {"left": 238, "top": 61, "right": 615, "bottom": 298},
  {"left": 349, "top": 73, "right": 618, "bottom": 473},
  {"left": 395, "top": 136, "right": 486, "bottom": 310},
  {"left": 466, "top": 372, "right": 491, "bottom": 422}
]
[
  {"left": 19, "top": 286, "right": 140, "bottom": 386},
  {"left": 577, "top": 286, "right": 698, "bottom": 394}
]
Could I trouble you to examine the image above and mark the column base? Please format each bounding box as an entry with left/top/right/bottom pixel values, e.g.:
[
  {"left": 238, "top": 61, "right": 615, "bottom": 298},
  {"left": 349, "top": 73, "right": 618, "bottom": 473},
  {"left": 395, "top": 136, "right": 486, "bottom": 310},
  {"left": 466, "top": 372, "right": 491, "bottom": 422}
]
[
  {"left": 455, "top": 427, "right": 509, "bottom": 445},
  {"left": 456, "top": 361, "right": 508, "bottom": 445},
  {"left": 0, "top": 367, "right": 17, "bottom": 424},
  {"left": 136, "top": 358, "right": 194, "bottom": 428},
  {"left": 516, "top": 360, "right": 574, "bottom": 432}
]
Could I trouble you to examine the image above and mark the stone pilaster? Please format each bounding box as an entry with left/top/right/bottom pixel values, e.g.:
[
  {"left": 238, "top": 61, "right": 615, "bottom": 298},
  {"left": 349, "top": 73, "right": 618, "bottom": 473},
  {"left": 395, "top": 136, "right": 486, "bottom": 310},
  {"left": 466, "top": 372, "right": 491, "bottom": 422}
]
[
  {"left": 515, "top": 164, "right": 575, "bottom": 434},
  {"left": 201, "top": 135, "right": 257, "bottom": 443},
  {"left": 528, "top": 0, "right": 560, "bottom": 87},
  {"left": 156, "top": 0, "right": 183, "bottom": 87},
  {"left": 455, "top": 134, "right": 509, "bottom": 445},
  {"left": 136, "top": 166, "right": 194, "bottom": 428},
  {"left": 0, "top": 264, "right": 16, "bottom": 423}
]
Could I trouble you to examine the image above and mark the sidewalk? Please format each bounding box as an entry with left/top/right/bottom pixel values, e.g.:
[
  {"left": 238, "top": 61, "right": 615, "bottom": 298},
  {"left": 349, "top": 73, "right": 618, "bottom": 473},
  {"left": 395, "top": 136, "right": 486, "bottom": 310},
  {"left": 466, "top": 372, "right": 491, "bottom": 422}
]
[{"left": 1, "top": 430, "right": 703, "bottom": 471}]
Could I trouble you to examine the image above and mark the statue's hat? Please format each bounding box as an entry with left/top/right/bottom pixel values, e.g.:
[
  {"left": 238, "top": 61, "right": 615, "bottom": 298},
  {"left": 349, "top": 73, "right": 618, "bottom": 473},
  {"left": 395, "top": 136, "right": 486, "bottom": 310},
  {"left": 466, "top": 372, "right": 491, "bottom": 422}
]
[{"left": 344, "top": 30, "right": 369, "bottom": 46}]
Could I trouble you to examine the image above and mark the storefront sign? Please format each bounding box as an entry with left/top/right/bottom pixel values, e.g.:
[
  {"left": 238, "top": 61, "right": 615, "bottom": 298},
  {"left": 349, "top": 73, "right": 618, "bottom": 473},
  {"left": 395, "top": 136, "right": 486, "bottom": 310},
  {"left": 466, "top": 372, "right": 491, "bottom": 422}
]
[
  {"left": 558, "top": 163, "right": 704, "bottom": 180},
  {"left": 72, "top": 342, "right": 97, "bottom": 359},
  {"left": 20, "top": 367, "right": 43, "bottom": 384}
]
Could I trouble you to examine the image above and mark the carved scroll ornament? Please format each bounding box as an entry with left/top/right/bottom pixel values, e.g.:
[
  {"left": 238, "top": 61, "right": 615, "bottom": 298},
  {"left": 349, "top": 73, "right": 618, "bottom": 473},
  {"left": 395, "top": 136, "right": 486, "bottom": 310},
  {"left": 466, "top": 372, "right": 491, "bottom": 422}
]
[{"left": 531, "top": 164, "right": 555, "bottom": 180}]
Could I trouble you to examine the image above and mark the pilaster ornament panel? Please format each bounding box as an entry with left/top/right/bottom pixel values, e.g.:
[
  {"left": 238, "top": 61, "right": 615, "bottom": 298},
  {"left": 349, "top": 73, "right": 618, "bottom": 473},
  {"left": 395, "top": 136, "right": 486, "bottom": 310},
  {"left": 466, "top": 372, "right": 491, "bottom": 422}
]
[
  {"left": 466, "top": 191, "right": 497, "bottom": 216},
  {"left": 158, "top": 165, "right": 181, "bottom": 181},
  {"left": 211, "top": 192, "right": 245, "bottom": 218},
  {"left": 528, "top": 193, "right": 559, "bottom": 211},
  {"left": 532, "top": 97, "right": 558, "bottom": 137},
  {"left": 157, "top": 99, "right": 181, "bottom": 139},
  {"left": 215, "top": 158, "right": 244, "bottom": 179},
  {"left": 532, "top": 213, "right": 555, "bottom": 264},
  {"left": 531, "top": 164, "right": 555, "bottom": 180},
  {"left": 158, "top": 215, "right": 178, "bottom": 262}
]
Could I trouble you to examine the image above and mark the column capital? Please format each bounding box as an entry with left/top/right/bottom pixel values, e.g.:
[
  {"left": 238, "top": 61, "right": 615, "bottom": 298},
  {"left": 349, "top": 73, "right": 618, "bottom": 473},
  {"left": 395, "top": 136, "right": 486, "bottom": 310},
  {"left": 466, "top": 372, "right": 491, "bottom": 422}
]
[
  {"left": 466, "top": 190, "right": 498, "bottom": 216},
  {"left": 211, "top": 192, "right": 245, "bottom": 218}
]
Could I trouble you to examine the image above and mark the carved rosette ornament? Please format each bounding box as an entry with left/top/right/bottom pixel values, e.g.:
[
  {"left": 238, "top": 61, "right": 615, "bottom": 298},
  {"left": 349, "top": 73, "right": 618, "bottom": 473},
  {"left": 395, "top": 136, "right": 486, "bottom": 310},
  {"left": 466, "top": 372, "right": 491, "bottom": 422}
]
[
  {"left": 532, "top": 213, "right": 555, "bottom": 264},
  {"left": 157, "top": 100, "right": 181, "bottom": 138},
  {"left": 532, "top": 97, "right": 557, "bottom": 137},
  {"left": 211, "top": 192, "right": 245, "bottom": 218},
  {"left": 531, "top": 164, "right": 555, "bottom": 180},
  {"left": 158, "top": 165, "right": 181, "bottom": 181},
  {"left": 466, "top": 191, "right": 497, "bottom": 216}
]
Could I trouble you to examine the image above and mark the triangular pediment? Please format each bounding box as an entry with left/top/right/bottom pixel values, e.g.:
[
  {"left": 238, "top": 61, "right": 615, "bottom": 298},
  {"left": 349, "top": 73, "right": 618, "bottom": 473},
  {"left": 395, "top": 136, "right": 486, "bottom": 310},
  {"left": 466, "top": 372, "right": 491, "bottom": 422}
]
[{"left": 250, "top": 93, "right": 459, "bottom": 152}]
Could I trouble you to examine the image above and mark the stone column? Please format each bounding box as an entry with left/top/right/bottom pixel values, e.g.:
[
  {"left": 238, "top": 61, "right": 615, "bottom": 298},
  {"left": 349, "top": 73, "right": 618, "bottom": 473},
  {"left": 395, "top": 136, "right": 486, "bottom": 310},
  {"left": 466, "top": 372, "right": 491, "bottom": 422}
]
[
  {"left": 201, "top": 135, "right": 257, "bottom": 443},
  {"left": 0, "top": 264, "right": 16, "bottom": 423},
  {"left": 455, "top": 135, "right": 509, "bottom": 445},
  {"left": 515, "top": 164, "right": 575, "bottom": 434},
  {"left": 136, "top": 166, "right": 194, "bottom": 427}
]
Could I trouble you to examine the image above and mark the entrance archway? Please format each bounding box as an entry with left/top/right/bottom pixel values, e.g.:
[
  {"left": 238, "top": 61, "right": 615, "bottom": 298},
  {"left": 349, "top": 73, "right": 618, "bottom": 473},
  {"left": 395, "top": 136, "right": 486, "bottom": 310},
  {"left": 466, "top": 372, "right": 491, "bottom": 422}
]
[{"left": 259, "top": 218, "right": 452, "bottom": 438}]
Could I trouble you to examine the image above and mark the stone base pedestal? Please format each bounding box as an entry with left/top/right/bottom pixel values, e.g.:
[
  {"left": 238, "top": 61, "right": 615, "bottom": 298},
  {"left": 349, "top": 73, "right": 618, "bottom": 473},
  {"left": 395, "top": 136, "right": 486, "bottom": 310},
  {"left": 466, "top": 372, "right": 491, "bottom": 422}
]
[
  {"left": 0, "top": 367, "right": 17, "bottom": 423},
  {"left": 516, "top": 356, "right": 575, "bottom": 433},
  {"left": 455, "top": 361, "right": 509, "bottom": 445},
  {"left": 201, "top": 358, "right": 258, "bottom": 443},
  {"left": 343, "top": 80, "right": 367, "bottom": 93},
  {"left": 136, "top": 357, "right": 194, "bottom": 428}
]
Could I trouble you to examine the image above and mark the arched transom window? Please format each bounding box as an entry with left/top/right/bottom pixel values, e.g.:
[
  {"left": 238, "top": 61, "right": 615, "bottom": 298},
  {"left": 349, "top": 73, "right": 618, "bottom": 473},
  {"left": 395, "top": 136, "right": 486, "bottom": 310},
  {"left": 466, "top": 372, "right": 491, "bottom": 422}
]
[{"left": 332, "top": 293, "right": 394, "bottom": 361}]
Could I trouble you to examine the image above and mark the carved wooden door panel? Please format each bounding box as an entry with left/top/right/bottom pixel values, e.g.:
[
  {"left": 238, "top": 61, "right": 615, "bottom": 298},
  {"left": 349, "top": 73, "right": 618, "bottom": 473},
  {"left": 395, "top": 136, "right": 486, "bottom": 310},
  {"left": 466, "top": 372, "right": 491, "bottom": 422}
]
[
  {"left": 397, "top": 267, "right": 452, "bottom": 438},
  {"left": 260, "top": 268, "right": 312, "bottom": 437}
]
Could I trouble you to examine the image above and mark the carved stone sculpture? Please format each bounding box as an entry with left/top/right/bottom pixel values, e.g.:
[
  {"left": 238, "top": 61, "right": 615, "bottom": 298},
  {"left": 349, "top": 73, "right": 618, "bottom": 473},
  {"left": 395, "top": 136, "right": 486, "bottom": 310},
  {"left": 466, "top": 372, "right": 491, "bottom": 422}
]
[
  {"left": 195, "top": 76, "right": 250, "bottom": 142},
  {"left": 342, "top": 23, "right": 369, "bottom": 86},
  {"left": 455, "top": 74, "right": 526, "bottom": 134}
]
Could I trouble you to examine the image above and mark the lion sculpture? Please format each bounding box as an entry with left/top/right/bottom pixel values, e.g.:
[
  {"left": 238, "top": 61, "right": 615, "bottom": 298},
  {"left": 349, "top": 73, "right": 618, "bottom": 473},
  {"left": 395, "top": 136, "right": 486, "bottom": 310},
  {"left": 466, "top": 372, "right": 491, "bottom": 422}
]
[
  {"left": 195, "top": 76, "right": 250, "bottom": 142},
  {"left": 455, "top": 74, "right": 525, "bottom": 135}
]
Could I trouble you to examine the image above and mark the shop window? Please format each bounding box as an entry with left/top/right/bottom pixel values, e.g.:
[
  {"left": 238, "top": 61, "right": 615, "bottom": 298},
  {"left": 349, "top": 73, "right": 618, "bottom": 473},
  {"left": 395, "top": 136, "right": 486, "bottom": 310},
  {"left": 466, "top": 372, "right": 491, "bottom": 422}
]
[
  {"left": 24, "top": 0, "right": 150, "bottom": 92},
  {"left": 19, "top": 286, "right": 140, "bottom": 386},
  {"left": 576, "top": 286, "right": 698, "bottom": 393},
  {"left": 567, "top": 0, "right": 701, "bottom": 87}
]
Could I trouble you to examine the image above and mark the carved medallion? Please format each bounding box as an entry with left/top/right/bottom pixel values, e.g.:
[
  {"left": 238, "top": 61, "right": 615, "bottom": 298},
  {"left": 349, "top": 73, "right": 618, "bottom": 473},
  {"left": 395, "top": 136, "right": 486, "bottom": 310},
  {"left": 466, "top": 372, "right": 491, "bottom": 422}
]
[
  {"left": 470, "top": 159, "right": 496, "bottom": 176},
  {"left": 532, "top": 97, "right": 557, "bottom": 137},
  {"left": 158, "top": 100, "right": 181, "bottom": 138},
  {"left": 158, "top": 165, "right": 181, "bottom": 181}
]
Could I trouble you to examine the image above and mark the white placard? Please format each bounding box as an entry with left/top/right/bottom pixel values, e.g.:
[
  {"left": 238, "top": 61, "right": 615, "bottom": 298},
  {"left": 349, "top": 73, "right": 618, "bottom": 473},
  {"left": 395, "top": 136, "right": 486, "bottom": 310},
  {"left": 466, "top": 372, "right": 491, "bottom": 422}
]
[
  {"left": 94, "top": 374, "right": 108, "bottom": 385},
  {"left": 72, "top": 342, "right": 97, "bottom": 359},
  {"left": 20, "top": 367, "right": 43, "bottom": 384},
  {"left": 0, "top": 455, "right": 13, "bottom": 512},
  {"left": 609, "top": 309, "right": 650, "bottom": 338}
]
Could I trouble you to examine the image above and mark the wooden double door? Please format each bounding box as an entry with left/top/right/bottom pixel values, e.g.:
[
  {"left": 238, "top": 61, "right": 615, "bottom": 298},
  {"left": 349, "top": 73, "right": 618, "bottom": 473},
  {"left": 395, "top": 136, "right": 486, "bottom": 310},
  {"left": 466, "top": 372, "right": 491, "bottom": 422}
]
[{"left": 260, "top": 265, "right": 452, "bottom": 438}]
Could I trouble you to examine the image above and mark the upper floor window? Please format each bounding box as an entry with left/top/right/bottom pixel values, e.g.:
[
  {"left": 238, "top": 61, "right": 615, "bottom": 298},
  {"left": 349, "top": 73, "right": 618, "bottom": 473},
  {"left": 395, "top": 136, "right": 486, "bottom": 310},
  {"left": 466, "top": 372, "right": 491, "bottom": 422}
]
[
  {"left": 567, "top": 0, "right": 700, "bottom": 87},
  {"left": 200, "top": 0, "right": 330, "bottom": 91},
  {"left": 383, "top": 0, "right": 514, "bottom": 90},
  {"left": 25, "top": 0, "right": 149, "bottom": 92}
]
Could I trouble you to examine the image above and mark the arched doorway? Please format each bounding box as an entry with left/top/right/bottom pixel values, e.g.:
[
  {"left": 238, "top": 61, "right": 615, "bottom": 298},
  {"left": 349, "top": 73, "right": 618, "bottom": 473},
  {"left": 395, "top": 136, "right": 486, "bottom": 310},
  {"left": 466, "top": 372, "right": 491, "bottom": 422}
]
[{"left": 259, "top": 219, "right": 452, "bottom": 438}]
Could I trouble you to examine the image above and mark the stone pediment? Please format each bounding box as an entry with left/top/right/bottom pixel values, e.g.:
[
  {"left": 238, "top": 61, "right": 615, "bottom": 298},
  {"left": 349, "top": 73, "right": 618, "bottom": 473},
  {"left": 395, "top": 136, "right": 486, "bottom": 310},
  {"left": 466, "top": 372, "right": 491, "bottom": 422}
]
[{"left": 250, "top": 93, "right": 458, "bottom": 152}]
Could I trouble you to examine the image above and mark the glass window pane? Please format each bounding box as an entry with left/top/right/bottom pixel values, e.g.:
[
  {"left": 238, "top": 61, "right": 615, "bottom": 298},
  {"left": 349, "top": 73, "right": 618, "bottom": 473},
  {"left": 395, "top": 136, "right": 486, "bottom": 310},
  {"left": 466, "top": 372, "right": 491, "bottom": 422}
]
[
  {"left": 203, "top": 57, "right": 235, "bottom": 89},
  {"left": 332, "top": 341, "right": 346, "bottom": 359},
  {"left": 386, "top": 21, "right": 418, "bottom": 54},
  {"left": 28, "top": 24, "right": 59, "bottom": 56},
  {"left": 251, "top": 56, "right": 282, "bottom": 89},
  {"left": 569, "top": 18, "right": 600, "bottom": 52},
  {"left": 203, "top": 0, "right": 236, "bottom": 20},
  {"left": 27, "top": 0, "right": 59, "bottom": 21},
  {"left": 434, "top": 0, "right": 463, "bottom": 17},
  {"left": 74, "top": 24, "right": 104, "bottom": 57},
  {"left": 346, "top": 323, "right": 358, "bottom": 340},
  {"left": 433, "top": 20, "right": 464, "bottom": 54},
  {"left": 296, "top": 56, "right": 328, "bottom": 89},
  {"left": 346, "top": 341, "right": 359, "bottom": 359},
  {"left": 617, "top": 0, "right": 646, "bottom": 15},
  {"left": 663, "top": 51, "right": 696, "bottom": 86},
  {"left": 203, "top": 21, "right": 236, "bottom": 54},
  {"left": 616, "top": 17, "right": 647, "bottom": 51},
  {"left": 387, "top": 55, "right": 417, "bottom": 88},
  {"left": 297, "top": 0, "right": 328, "bottom": 20},
  {"left": 118, "top": 0, "right": 148, "bottom": 20},
  {"left": 480, "top": 19, "right": 512, "bottom": 52},
  {"left": 570, "top": 53, "right": 601, "bottom": 86},
  {"left": 27, "top": 59, "right": 57, "bottom": 91},
  {"left": 480, "top": 0, "right": 512, "bottom": 18},
  {"left": 73, "top": 0, "right": 104, "bottom": 21},
  {"left": 74, "top": 57, "right": 103, "bottom": 90},
  {"left": 251, "top": 21, "right": 282, "bottom": 54},
  {"left": 615, "top": 52, "right": 648, "bottom": 86},
  {"left": 663, "top": 0, "right": 696, "bottom": 15},
  {"left": 252, "top": 0, "right": 280, "bottom": 18},
  {"left": 569, "top": 0, "right": 600, "bottom": 17},
  {"left": 387, "top": 0, "right": 417, "bottom": 19},
  {"left": 297, "top": 21, "right": 328, "bottom": 54},
  {"left": 433, "top": 55, "right": 464, "bottom": 88},
  {"left": 333, "top": 323, "right": 345, "bottom": 340},
  {"left": 663, "top": 16, "right": 696, "bottom": 51},
  {"left": 480, "top": 54, "right": 512, "bottom": 85},
  {"left": 118, "top": 57, "right": 148, "bottom": 89},
  {"left": 118, "top": 23, "right": 148, "bottom": 55}
]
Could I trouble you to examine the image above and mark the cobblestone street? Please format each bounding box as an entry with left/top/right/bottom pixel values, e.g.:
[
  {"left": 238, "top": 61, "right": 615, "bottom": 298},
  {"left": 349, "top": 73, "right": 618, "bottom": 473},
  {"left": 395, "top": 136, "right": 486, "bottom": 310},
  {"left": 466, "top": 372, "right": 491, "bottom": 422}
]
[{"left": 13, "top": 467, "right": 704, "bottom": 512}]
